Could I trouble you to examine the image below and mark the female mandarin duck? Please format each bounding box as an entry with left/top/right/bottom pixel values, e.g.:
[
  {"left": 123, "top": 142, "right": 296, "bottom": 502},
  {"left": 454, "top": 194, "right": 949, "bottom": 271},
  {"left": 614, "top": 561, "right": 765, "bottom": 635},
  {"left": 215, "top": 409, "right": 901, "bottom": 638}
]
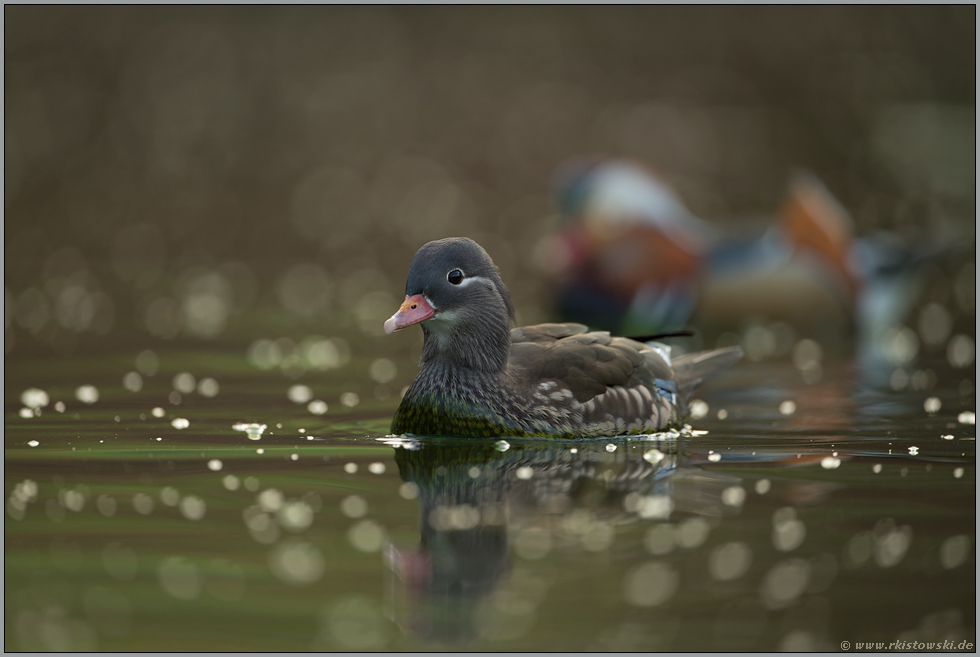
[{"left": 384, "top": 237, "right": 741, "bottom": 439}]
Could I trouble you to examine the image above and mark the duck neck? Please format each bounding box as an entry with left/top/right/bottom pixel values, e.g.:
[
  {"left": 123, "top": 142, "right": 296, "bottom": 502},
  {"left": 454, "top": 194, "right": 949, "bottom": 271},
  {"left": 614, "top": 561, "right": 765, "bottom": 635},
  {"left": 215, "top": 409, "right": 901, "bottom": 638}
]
[{"left": 419, "top": 315, "right": 511, "bottom": 375}]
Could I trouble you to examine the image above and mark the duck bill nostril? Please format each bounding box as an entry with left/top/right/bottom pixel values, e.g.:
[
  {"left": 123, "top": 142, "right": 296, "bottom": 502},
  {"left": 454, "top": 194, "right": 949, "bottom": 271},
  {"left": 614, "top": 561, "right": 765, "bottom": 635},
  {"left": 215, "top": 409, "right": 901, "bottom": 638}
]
[{"left": 383, "top": 294, "right": 435, "bottom": 334}]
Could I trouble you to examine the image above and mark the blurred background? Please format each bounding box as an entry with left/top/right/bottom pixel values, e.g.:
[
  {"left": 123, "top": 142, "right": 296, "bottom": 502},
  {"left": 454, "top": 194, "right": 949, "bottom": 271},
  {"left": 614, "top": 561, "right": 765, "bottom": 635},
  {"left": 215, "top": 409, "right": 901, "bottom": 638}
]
[
  {"left": 4, "top": 9, "right": 976, "bottom": 651},
  {"left": 5, "top": 6, "right": 975, "bottom": 370}
]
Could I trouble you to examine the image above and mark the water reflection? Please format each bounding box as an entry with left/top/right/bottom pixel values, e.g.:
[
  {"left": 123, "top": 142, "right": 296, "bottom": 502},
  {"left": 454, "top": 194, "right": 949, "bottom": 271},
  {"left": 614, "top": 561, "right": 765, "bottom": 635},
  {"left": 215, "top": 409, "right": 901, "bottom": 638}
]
[
  {"left": 3, "top": 337, "right": 973, "bottom": 650},
  {"left": 382, "top": 437, "right": 741, "bottom": 643}
]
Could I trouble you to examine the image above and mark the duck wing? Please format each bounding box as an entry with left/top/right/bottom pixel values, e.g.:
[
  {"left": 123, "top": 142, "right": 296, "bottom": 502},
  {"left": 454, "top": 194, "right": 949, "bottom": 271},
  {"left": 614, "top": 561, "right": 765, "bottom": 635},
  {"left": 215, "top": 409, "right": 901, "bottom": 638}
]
[
  {"left": 509, "top": 323, "right": 741, "bottom": 433},
  {"left": 508, "top": 323, "right": 681, "bottom": 432},
  {"left": 511, "top": 324, "right": 670, "bottom": 399}
]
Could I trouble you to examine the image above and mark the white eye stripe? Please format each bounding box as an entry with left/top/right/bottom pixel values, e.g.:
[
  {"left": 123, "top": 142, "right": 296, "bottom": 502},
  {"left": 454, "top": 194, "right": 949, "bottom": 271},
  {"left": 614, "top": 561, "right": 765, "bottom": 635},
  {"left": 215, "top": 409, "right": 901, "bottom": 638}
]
[{"left": 454, "top": 275, "right": 493, "bottom": 288}]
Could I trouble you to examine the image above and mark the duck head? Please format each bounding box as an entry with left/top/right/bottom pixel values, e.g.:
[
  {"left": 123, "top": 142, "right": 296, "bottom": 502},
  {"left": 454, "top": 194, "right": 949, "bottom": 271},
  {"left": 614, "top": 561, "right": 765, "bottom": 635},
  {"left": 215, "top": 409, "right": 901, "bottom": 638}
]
[{"left": 385, "top": 237, "right": 515, "bottom": 373}]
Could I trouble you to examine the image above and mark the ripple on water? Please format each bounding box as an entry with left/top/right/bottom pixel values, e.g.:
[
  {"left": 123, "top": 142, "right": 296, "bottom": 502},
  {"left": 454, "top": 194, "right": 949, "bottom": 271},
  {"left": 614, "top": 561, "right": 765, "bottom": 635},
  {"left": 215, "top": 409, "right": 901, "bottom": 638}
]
[
  {"left": 132, "top": 493, "right": 154, "bottom": 515},
  {"left": 96, "top": 495, "right": 116, "bottom": 517},
  {"left": 158, "top": 557, "right": 201, "bottom": 600},
  {"left": 288, "top": 384, "right": 313, "bottom": 404},
  {"left": 677, "top": 517, "right": 710, "bottom": 549},
  {"left": 160, "top": 487, "right": 180, "bottom": 507},
  {"left": 939, "top": 535, "right": 971, "bottom": 569},
  {"left": 760, "top": 558, "right": 810, "bottom": 610},
  {"left": 624, "top": 561, "right": 679, "bottom": 607},
  {"left": 20, "top": 388, "right": 49, "bottom": 409},
  {"left": 16, "top": 608, "right": 97, "bottom": 651},
  {"left": 269, "top": 540, "right": 324, "bottom": 585},
  {"left": 233, "top": 422, "right": 267, "bottom": 440},
  {"left": 348, "top": 520, "right": 386, "bottom": 553},
  {"left": 197, "top": 377, "right": 219, "bottom": 397},
  {"left": 122, "top": 372, "right": 142, "bottom": 392},
  {"left": 258, "top": 489, "right": 284, "bottom": 512},
  {"left": 340, "top": 495, "right": 368, "bottom": 519},
  {"left": 75, "top": 385, "right": 99, "bottom": 404},
  {"left": 172, "top": 372, "right": 196, "bottom": 394},
  {"left": 135, "top": 350, "right": 158, "bottom": 376},
  {"left": 709, "top": 542, "right": 753, "bottom": 581},
  {"left": 721, "top": 486, "right": 746, "bottom": 507},
  {"left": 397, "top": 483, "right": 418, "bottom": 500},
  {"left": 243, "top": 506, "right": 279, "bottom": 544},
  {"left": 3, "top": 334, "right": 975, "bottom": 651},
  {"left": 277, "top": 500, "right": 314, "bottom": 531},
  {"left": 772, "top": 513, "right": 806, "bottom": 552},
  {"left": 179, "top": 496, "right": 206, "bottom": 521},
  {"left": 873, "top": 521, "right": 912, "bottom": 568}
]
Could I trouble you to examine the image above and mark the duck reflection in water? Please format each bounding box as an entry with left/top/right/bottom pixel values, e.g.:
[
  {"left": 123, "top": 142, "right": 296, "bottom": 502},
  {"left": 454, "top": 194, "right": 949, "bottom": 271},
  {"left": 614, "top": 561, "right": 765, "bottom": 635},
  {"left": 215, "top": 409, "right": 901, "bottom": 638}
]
[{"left": 381, "top": 438, "right": 743, "bottom": 644}]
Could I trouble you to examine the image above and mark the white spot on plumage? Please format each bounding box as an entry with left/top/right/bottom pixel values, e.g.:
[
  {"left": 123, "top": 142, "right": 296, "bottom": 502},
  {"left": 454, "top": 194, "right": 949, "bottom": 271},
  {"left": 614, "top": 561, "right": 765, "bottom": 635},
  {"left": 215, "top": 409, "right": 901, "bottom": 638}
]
[{"left": 646, "top": 343, "right": 672, "bottom": 366}]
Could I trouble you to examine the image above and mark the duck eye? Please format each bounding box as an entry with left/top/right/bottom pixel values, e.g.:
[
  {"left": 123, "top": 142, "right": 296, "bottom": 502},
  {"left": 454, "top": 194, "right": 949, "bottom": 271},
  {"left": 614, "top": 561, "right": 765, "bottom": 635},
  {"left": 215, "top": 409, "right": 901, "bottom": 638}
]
[{"left": 447, "top": 269, "right": 463, "bottom": 285}]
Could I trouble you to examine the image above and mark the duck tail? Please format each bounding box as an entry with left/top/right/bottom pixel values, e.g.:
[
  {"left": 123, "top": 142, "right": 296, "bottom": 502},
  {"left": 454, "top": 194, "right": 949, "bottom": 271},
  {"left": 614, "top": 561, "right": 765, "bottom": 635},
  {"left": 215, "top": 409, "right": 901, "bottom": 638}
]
[{"left": 672, "top": 346, "right": 743, "bottom": 401}]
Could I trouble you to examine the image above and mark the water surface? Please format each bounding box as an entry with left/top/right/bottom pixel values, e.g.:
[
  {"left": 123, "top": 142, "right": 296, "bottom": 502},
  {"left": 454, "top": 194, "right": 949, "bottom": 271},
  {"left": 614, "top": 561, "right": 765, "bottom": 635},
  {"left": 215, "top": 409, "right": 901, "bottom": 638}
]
[{"left": 5, "top": 349, "right": 975, "bottom": 651}]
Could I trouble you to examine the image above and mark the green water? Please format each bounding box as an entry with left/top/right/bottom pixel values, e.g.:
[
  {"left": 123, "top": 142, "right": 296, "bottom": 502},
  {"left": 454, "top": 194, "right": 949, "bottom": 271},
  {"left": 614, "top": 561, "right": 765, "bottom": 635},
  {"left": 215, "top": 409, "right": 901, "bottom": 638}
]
[{"left": 4, "top": 349, "right": 975, "bottom": 651}]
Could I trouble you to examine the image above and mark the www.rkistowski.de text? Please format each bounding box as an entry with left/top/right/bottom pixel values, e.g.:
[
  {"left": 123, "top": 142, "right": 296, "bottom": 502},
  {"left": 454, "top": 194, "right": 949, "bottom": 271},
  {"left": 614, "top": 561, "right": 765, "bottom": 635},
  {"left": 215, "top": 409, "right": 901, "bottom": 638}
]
[{"left": 841, "top": 639, "right": 974, "bottom": 651}]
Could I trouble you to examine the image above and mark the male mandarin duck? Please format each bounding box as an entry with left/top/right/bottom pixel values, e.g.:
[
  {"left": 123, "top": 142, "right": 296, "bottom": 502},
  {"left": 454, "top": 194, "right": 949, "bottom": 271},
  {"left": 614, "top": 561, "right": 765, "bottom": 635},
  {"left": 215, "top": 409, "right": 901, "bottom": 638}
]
[
  {"left": 384, "top": 237, "right": 741, "bottom": 439},
  {"left": 544, "top": 158, "right": 860, "bottom": 339},
  {"left": 545, "top": 157, "right": 976, "bottom": 370}
]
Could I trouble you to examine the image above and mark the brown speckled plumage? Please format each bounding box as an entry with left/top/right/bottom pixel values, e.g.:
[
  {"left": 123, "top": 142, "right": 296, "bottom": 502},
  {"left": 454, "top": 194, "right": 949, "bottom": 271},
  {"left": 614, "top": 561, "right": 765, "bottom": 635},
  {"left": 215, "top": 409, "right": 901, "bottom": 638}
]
[{"left": 387, "top": 238, "right": 741, "bottom": 439}]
